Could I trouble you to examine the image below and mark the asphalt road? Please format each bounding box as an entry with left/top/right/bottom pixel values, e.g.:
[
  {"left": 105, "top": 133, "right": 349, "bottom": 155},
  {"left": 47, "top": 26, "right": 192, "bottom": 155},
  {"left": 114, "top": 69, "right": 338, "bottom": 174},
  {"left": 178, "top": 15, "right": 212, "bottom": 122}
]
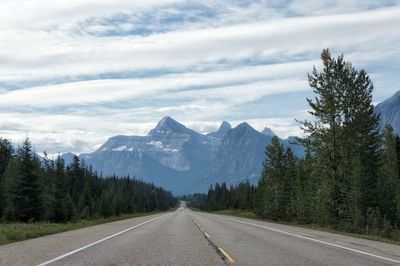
[{"left": 1, "top": 208, "right": 400, "bottom": 265}]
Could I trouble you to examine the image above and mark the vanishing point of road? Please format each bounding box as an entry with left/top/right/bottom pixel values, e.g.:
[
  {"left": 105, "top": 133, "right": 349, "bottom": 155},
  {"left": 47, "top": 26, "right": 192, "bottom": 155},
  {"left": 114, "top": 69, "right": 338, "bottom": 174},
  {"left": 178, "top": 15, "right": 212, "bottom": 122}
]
[{"left": 1, "top": 207, "right": 400, "bottom": 265}]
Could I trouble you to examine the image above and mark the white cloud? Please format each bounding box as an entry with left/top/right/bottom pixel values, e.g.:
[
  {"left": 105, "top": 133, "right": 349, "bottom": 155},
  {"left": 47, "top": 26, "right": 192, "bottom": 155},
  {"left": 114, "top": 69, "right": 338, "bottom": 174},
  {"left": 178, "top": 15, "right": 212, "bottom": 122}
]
[
  {"left": 0, "top": 60, "right": 313, "bottom": 107},
  {"left": 0, "top": 1, "right": 399, "bottom": 153},
  {"left": 1, "top": 6, "right": 399, "bottom": 84},
  {"left": 0, "top": 0, "right": 182, "bottom": 30}
]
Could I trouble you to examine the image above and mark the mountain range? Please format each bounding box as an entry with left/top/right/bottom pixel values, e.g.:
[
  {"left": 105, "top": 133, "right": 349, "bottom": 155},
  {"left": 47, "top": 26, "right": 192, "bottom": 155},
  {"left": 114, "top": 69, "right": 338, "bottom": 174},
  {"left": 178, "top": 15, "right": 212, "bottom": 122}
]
[
  {"left": 375, "top": 90, "right": 400, "bottom": 134},
  {"left": 64, "top": 117, "right": 303, "bottom": 195},
  {"left": 61, "top": 90, "right": 399, "bottom": 195}
]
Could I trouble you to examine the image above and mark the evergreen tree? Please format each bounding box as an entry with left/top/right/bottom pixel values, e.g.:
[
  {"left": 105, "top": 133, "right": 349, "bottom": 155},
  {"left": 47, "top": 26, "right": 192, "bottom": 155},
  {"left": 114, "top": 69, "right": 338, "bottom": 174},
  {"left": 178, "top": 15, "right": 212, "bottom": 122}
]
[
  {"left": 342, "top": 65, "right": 381, "bottom": 229},
  {"left": 67, "top": 155, "right": 84, "bottom": 205},
  {"left": 14, "top": 138, "right": 42, "bottom": 222},
  {"left": 255, "top": 136, "right": 285, "bottom": 219},
  {"left": 301, "top": 49, "right": 381, "bottom": 228},
  {"left": 3, "top": 158, "right": 19, "bottom": 220},
  {"left": 39, "top": 152, "right": 55, "bottom": 220},
  {"left": 396, "top": 135, "right": 400, "bottom": 179},
  {"left": 396, "top": 135, "right": 400, "bottom": 224},
  {"left": 378, "top": 125, "right": 399, "bottom": 225},
  {"left": 301, "top": 49, "right": 344, "bottom": 225},
  {"left": 0, "top": 138, "right": 12, "bottom": 217},
  {"left": 52, "top": 156, "right": 70, "bottom": 222},
  {"left": 0, "top": 137, "right": 177, "bottom": 223},
  {"left": 284, "top": 148, "right": 297, "bottom": 221}
]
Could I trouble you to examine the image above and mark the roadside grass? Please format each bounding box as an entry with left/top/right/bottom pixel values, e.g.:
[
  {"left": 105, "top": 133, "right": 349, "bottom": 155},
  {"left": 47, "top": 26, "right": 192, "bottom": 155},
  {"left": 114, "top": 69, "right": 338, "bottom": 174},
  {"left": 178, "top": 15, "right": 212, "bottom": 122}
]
[
  {"left": 0, "top": 212, "right": 162, "bottom": 245},
  {"left": 210, "top": 209, "right": 400, "bottom": 245}
]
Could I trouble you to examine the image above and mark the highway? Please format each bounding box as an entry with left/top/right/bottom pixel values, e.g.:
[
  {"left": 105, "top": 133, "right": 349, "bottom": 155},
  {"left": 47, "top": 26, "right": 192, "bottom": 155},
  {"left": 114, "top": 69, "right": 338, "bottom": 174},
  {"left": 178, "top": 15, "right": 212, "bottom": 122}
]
[{"left": 1, "top": 207, "right": 400, "bottom": 265}]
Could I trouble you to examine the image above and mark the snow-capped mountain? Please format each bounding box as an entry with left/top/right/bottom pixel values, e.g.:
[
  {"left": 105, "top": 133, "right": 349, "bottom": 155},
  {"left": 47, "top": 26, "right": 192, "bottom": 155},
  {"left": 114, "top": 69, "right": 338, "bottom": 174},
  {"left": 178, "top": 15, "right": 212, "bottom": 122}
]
[
  {"left": 79, "top": 117, "right": 220, "bottom": 194},
  {"left": 79, "top": 116, "right": 304, "bottom": 194},
  {"left": 375, "top": 90, "right": 400, "bottom": 134},
  {"left": 70, "top": 90, "right": 400, "bottom": 195}
]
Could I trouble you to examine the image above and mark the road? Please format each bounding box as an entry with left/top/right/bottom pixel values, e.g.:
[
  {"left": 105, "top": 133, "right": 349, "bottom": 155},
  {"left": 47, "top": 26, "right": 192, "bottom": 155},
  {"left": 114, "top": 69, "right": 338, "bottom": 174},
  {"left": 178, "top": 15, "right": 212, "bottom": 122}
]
[{"left": 1, "top": 207, "right": 400, "bottom": 265}]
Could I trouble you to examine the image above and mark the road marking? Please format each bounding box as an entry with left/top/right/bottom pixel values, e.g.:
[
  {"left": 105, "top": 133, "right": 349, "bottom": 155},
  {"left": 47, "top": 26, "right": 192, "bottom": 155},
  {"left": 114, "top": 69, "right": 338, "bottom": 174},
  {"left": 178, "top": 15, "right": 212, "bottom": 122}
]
[
  {"left": 218, "top": 216, "right": 400, "bottom": 264},
  {"left": 37, "top": 213, "right": 169, "bottom": 266},
  {"left": 191, "top": 216, "right": 235, "bottom": 264},
  {"left": 218, "top": 247, "right": 235, "bottom": 264}
]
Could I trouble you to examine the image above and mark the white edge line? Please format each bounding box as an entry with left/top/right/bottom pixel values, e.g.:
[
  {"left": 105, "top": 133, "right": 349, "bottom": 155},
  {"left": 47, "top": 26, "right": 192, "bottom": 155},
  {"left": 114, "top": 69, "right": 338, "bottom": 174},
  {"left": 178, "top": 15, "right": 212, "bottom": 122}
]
[
  {"left": 37, "top": 213, "right": 169, "bottom": 266},
  {"left": 217, "top": 216, "right": 400, "bottom": 264}
]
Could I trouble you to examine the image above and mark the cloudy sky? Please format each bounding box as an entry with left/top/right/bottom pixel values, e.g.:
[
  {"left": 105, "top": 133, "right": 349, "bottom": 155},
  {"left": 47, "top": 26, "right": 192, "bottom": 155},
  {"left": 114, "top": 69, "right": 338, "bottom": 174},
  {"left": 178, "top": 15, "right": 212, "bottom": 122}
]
[{"left": 0, "top": 0, "right": 399, "bottom": 155}]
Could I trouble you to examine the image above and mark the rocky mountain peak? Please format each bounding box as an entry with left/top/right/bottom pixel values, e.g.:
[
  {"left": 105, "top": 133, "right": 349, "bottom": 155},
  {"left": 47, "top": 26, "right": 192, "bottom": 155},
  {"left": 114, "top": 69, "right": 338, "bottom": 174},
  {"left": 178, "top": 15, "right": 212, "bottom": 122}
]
[
  {"left": 207, "top": 121, "right": 232, "bottom": 139},
  {"left": 235, "top": 122, "right": 256, "bottom": 133},
  {"left": 150, "top": 116, "right": 190, "bottom": 135},
  {"left": 261, "top": 127, "right": 276, "bottom": 137},
  {"left": 375, "top": 90, "right": 400, "bottom": 134}
]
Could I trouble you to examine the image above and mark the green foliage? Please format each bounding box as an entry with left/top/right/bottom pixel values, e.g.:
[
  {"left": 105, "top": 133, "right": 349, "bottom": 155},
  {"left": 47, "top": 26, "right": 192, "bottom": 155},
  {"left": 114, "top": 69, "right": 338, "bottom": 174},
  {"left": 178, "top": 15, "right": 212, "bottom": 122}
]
[
  {"left": 0, "top": 138, "right": 12, "bottom": 218},
  {"left": 0, "top": 138, "right": 177, "bottom": 223},
  {"left": 20, "top": 140, "right": 42, "bottom": 221},
  {"left": 300, "top": 49, "right": 382, "bottom": 229},
  {"left": 378, "top": 125, "right": 399, "bottom": 225},
  {"left": 255, "top": 137, "right": 286, "bottom": 219},
  {"left": 188, "top": 49, "right": 400, "bottom": 241},
  {"left": 187, "top": 181, "right": 256, "bottom": 212}
]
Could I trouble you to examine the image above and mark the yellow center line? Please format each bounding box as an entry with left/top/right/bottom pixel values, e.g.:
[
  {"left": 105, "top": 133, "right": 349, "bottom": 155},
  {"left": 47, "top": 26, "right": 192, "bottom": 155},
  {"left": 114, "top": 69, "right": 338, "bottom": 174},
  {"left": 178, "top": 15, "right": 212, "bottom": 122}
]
[
  {"left": 191, "top": 215, "right": 235, "bottom": 264},
  {"left": 218, "top": 247, "right": 235, "bottom": 263}
]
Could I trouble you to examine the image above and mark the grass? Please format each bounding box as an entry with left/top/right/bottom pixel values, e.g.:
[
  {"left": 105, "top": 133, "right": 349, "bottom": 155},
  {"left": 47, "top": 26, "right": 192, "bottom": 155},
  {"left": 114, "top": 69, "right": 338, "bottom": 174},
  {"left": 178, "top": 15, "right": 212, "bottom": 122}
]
[
  {"left": 209, "top": 209, "right": 400, "bottom": 245},
  {"left": 0, "top": 212, "right": 161, "bottom": 245}
]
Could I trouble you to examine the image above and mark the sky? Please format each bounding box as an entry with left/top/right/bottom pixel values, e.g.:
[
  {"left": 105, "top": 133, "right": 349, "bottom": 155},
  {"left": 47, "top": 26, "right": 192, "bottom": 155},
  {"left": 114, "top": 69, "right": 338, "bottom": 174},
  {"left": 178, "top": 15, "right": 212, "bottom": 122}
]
[{"left": 0, "top": 0, "right": 399, "bottom": 156}]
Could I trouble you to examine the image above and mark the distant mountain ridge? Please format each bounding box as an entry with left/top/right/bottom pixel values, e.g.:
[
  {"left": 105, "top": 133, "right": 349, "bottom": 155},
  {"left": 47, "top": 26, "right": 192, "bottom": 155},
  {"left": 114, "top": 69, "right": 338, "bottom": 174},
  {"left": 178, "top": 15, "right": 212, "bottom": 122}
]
[
  {"left": 261, "top": 127, "right": 276, "bottom": 137},
  {"left": 207, "top": 121, "right": 232, "bottom": 139},
  {"left": 75, "top": 116, "right": 304, "bottom": 195},
  {"left": 375, "top": 90, "right": 400, "bottom": 134},
  {"left": 202, "top": 122, "right": 272, "bottom": 191},
  {"left": 53, "top": 90, "right": 399, "bottom": 195}
]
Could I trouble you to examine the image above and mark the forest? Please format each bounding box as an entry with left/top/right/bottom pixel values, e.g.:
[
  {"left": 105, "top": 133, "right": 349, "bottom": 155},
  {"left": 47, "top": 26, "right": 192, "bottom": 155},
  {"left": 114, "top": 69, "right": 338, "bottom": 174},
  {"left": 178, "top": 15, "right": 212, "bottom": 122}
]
[
  {"left": 188, "top": 50, "right": 400, "bottom": 241},
  {"left": 0, "top": 138, "right": 177, "bottom": 223}
]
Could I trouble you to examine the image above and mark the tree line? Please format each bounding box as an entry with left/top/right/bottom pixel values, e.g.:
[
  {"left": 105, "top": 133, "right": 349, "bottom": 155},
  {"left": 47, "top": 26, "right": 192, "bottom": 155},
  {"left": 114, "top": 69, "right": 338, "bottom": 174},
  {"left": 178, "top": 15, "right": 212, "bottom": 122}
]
[
  {"left": 189, "top": 49, "right": 400, "bottom": 240},
  {"left": 0, "top": 138, "right": 177, "bottom": 223},
  {"left": 184, "top": 181, "right": 256, "bottom": 211}
]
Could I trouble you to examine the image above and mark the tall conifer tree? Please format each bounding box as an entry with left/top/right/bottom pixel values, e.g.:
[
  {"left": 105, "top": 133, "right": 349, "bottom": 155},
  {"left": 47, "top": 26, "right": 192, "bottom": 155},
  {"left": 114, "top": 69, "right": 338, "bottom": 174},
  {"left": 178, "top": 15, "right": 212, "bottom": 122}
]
[{"left": 14, "top": 138, "right": 42, "bottom": 222}]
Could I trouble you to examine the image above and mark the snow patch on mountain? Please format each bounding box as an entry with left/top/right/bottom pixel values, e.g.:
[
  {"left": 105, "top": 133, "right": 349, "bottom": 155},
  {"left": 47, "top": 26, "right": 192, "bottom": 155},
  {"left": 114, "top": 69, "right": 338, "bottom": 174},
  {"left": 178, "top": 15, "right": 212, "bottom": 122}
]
[{"left": 112, "top": 145, "right": 128, "bottom": 151}]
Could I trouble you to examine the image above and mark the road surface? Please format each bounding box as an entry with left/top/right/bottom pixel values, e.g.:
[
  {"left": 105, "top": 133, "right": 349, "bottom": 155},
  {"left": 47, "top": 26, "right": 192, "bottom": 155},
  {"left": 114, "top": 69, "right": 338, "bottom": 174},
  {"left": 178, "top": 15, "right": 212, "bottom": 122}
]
[{"left": 1, "top": 208, "right": 400, "bottom": 265}]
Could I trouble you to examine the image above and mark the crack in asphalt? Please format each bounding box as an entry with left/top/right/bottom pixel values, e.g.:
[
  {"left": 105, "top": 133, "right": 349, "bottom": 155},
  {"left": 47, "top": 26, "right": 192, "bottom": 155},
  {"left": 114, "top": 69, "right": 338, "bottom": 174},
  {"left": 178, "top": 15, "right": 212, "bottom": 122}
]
[{"left": 190, "top": 216, "right": 234, "bottom": 265}]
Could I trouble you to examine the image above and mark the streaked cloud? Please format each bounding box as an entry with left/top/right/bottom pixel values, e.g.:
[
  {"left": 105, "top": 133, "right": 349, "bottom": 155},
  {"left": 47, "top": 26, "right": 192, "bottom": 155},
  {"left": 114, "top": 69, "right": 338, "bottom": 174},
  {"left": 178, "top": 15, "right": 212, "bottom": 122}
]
[{"left": 0, "top": 0, "right": 399, "bottom": 153}]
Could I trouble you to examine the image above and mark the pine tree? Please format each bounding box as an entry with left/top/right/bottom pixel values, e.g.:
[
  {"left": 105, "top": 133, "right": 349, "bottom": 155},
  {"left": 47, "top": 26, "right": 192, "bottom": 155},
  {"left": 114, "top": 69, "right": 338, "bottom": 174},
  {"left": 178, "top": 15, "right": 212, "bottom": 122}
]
[
  {"left": 301, "top": 49, "right": 381, "bottom": 229},
  {"left": 294, "top": 157, "right": 308, "bottom": 223},
  {"left": 341, "top": 65, "right": 381, "bottom": 229},
  {"left": 0, "top": 138, "right": 12, "bottom": 217},
  {"left": 3, "top": 158, "right": 19, "bottom": 220},
  {"left": 255, "top": 136, "right": 285, "bottom": 219},
  {"left": 301, "top": 49, "right": 345, "bottom": 225},
  {"left": 0, "top": 138, "right": 177, "bottom": 222},
  {"left": 39, "top": 152, "right": 55, "bottom": 221},
  {"left": 67, "top": 155, "right": 84, "bottom": 205},
  {"left": 52, "top": 156, "right": 69, "bottom": 222},
  {"left": 396, "top": 135, "right": 400, "bottom": 224},
  {"left": 284, "top": 148, "right": 297, "bottom": 221},
  {"left": 396, "top": 135, "right": 400, "bottom": 179},
  {"left": 378, "top": 125, "right": 399, "bottom": 225},
  {"left": 14, "top": 138, "right": 42, "bottom": 222}
]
